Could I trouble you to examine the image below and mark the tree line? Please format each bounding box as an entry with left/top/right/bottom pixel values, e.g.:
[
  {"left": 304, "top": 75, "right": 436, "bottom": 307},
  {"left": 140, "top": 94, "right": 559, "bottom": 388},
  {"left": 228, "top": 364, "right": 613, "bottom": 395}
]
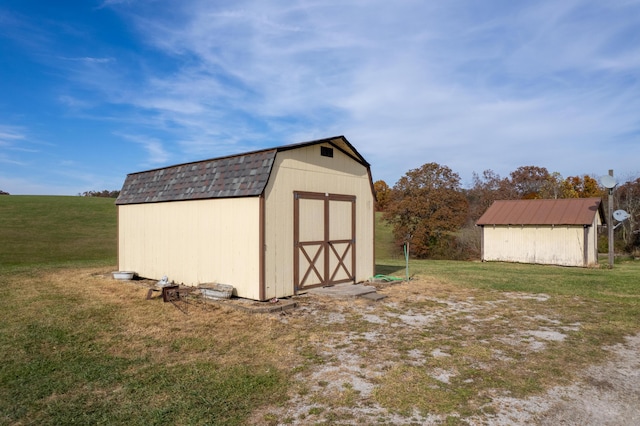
[
  {"left": 375, "top": 164, "right": 640, "bottom": 259},
  {"left": 0, "top": 190, "right": 119, "bottom": 197},
  {"left": 78, "top": 190, "right": 120, "bottom": 198}
]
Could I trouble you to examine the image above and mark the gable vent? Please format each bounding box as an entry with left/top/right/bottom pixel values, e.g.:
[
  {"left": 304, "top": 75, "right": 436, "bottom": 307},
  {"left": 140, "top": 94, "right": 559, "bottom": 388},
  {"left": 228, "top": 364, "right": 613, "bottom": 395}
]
[{"left": 320, "top": 146, "right": 334, "bottom": 158}]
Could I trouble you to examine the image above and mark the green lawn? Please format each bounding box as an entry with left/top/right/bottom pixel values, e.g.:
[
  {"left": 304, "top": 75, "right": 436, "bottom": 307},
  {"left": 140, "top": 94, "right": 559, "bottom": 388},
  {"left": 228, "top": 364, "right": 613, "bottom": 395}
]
[{"left": 0, "top": 195, "right": 117, "bottom": 267}]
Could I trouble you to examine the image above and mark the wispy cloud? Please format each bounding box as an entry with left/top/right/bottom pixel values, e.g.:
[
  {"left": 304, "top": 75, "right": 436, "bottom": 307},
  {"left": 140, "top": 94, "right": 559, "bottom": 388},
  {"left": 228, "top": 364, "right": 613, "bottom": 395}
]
[
  {"left": 97, "top": 0, "right": 132, "bottom": 9},
  {"left": 6, "top": 0, "right": 639, "bottom": 193},
  {"left": 58, "top": 95, "right": 93, "bottom": 109},
  {"left": 0, "top": 154, "right": 27, "bottom": 166},
  {"left": 104, "top": 0, "right": 640, "bottom": 179},
  {"left": 116, "top": 133, "right": 171, "bottom": 165},
  {"left": 58, "top": 56, "right": 114, "bottom": 63},
  {"left": 0, "top": 125, "right": 25, "bottom": 146}
]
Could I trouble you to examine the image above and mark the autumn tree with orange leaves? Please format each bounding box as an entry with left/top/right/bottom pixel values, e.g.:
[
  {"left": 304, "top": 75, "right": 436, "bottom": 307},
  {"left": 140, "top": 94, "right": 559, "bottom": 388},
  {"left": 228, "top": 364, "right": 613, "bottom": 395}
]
[
  {"left": 465, "top": 169, "right": 515, "bottom": 223},
  {"left": 509, "top": 166, "right": 550, "bottom": 199},
  {"left": 373, "top": 180, "right": 390, "bottom": 211},
  {"left": 563, "top": 175, "right": 604, "bottom": 198},
  {"left": 384, "top": 163, "right": 468, "bottom": 258}
]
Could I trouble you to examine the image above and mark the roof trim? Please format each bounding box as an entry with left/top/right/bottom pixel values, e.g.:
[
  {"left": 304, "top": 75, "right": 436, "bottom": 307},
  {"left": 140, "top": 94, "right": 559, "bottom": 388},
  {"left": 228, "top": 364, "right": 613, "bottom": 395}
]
[{"left": 121, "top": 135, "right": 364, "bottom": 178}]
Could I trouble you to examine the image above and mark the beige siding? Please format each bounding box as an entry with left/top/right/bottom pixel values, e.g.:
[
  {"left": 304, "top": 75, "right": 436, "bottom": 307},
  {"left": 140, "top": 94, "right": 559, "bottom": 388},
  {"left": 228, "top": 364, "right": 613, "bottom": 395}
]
[
  {"left": 586, "top": 214, "right": 601, "bottom": 265},
  {"left": 263, "top": 145, "right": 374, "bottom": 299},
  {"left": 482, "top": 224, "right": 598, "bottom": 267},
  {"left": 118, "top": 198, "right": 261, "bottom": 299}
]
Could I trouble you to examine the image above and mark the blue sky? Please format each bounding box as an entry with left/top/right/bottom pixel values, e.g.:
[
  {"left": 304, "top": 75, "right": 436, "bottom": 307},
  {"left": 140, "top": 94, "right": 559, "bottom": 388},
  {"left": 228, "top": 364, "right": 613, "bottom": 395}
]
[{"left": 1, "top": 0, "right": 640, "bottom": 195}]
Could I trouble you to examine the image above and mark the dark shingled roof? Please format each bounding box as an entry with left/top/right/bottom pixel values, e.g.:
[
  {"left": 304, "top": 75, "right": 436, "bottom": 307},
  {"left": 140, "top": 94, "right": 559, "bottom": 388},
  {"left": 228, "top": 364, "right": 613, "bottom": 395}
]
[
  {"left": 116, "top": 135, "right": 368, "bottom": 205},
  {"left": 115, "top": 149, "right": 277, "bottom": 205},
  {"left": 476, "top": 198, "right": 604, "bottom": 226}
]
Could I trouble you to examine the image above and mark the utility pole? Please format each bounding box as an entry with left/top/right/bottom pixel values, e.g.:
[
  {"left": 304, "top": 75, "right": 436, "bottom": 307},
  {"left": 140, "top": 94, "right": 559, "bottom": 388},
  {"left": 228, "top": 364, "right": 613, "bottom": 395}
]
[{"left": 608, "top": 169, "right": 614, "bottom": 268}]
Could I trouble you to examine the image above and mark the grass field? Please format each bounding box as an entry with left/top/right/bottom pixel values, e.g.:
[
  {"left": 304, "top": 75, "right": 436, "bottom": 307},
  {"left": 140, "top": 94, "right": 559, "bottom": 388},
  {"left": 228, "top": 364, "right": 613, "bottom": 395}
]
[
  {"left": 0, "top": 195, "right": 117, "bottom": 267},
  {"left": 1, "top": 196, "right": 639, "bottom": 424}
]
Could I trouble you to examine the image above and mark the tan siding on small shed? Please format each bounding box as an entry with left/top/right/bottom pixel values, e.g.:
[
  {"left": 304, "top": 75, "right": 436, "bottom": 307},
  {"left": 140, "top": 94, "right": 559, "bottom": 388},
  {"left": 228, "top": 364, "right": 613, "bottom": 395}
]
[
  {"left": 118, "top": 197, "right": 261, "bottom": 299},
  {"left": 482, "top": 225, "right": 594, "bottom": 267},
  {"left": 263, "top": 144, "right": 374, "bottom": 299}
]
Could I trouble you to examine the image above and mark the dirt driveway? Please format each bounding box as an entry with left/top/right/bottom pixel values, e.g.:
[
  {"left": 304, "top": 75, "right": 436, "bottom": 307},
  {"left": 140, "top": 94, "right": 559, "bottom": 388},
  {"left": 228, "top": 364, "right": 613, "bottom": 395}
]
[{"left": 249, "top": 279, "right": 640, "bottom": 425}]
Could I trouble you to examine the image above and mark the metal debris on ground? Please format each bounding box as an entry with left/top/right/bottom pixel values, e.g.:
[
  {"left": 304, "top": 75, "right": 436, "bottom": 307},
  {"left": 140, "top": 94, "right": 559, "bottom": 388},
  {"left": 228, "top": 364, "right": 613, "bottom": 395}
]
[{"left": 161, "top": 285, "right": 194, "bottom": 314}]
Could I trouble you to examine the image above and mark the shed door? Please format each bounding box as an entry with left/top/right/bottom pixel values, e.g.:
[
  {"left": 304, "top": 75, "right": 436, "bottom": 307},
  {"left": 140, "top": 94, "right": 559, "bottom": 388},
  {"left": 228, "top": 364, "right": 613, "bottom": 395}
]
[{"left": 294, "top": 191, "right": 356, "bottom": 291}]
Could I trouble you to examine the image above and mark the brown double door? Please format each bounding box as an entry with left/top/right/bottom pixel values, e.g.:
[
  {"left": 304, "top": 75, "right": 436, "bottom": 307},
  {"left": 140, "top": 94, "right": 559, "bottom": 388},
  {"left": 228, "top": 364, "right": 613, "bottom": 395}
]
[{"left": 294, "top": 191, "right": 356, "bottom": 291}]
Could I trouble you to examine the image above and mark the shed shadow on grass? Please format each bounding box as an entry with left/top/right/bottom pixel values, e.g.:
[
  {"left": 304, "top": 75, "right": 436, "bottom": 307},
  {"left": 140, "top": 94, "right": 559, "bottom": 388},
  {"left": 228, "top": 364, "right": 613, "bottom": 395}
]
[{"left": 375, "top": 264, "right": 406, "bottom": 277}]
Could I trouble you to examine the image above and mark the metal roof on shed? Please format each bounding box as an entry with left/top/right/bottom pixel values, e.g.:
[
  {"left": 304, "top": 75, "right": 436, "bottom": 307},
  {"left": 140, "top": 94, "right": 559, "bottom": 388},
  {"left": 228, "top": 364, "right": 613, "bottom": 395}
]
[
  {"left": 115, "top": 135, "right": 367, "bottom": 205},
  {"left": 476, "top": 198, "right": 604, "bottom": 226}
]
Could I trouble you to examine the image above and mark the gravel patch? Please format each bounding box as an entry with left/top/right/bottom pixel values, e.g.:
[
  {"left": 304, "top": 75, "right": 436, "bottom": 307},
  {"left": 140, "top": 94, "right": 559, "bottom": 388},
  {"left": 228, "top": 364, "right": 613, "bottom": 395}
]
[
  {"left": 252, "top": 281, "right": 640, "bottom": 425},
  {"left": 483, "top": 334, "right": 640, "bottom": 425}
]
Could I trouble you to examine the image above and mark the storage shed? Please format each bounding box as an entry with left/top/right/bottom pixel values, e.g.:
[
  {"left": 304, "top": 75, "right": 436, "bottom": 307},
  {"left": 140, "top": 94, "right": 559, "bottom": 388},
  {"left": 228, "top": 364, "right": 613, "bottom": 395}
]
[
  {"left": 116, "top": 136, "right": 375, "bottom": 301},
  {"left": 476, "top": 198, "right": 605, "bottom": 267}
]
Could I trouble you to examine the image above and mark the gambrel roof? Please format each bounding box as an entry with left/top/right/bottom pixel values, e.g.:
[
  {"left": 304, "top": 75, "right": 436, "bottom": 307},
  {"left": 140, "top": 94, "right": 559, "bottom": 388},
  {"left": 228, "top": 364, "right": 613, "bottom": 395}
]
[
  {"left": 476, "top": 198, "right": 605, "bottom": 226},
  {"left": 116, "top": 136, "right": 368, "bottom": 205}
]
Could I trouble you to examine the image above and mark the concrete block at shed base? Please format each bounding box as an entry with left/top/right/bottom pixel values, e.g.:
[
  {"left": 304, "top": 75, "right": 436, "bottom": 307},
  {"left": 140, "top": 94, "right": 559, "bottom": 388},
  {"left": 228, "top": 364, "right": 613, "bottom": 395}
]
[
  {"left": 198, "top": 283, "right": 234, "bottom": 299},
  {"left": 112, "top": 271, "right": 136, "bottom": 280}
]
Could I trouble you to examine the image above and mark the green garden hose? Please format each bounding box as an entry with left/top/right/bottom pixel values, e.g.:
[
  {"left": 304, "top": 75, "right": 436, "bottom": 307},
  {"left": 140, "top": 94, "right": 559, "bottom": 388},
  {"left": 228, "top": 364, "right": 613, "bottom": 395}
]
[{"left": 371, "top": 274, "right": 404, "bottom": 282}]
